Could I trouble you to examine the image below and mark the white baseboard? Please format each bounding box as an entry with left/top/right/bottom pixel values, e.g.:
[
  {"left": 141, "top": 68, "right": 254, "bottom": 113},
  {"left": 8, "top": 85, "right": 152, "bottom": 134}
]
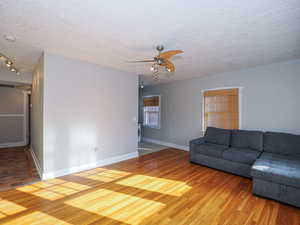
[
  {"left": 0, "top": 141, "right": 26, "bottom": 148},
  {"left": 142, "top": 138, "right": 189, "bottom": 151},
  {"left": 29, "top": 147, "right": 42, "bottom": 179},
  {"left": 42, "top": 151, "right": 139, "bottom": 180}
]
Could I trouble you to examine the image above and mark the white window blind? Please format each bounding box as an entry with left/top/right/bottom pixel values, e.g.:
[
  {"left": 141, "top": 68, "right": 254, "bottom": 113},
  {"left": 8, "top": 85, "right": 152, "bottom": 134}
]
[{"left": 143, "top": 96, "right": 160, "bottom": 128}]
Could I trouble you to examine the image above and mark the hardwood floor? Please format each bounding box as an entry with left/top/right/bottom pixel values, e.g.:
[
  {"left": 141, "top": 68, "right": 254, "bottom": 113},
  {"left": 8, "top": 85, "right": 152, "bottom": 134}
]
[
  {"left": 0, "top": 149, "right": 299, "bottom": 225},
  {"left": 0, "top": 147, "right": 40, "bottom": 191}
]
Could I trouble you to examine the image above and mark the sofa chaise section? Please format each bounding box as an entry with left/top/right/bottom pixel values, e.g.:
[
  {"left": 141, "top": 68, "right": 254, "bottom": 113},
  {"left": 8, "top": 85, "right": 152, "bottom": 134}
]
[
  {"left": 191, "top": 128, "right": 300, "bottom": 208},
  {"left": 251, "top": 132, "right": 300, "bottom": 207}
]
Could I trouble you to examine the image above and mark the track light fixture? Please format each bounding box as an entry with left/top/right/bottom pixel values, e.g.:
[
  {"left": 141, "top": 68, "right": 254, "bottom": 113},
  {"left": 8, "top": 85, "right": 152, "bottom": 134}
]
[
  {"left": 5, "top": 60, "right": 13, "bottom": 67},
  {"left": 0, "top": 53, "right": 21, "bottom": 75}
]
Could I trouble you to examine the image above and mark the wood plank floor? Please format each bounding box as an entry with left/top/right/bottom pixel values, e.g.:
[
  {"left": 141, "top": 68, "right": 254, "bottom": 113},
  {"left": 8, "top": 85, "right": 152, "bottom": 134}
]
[
  {"left": 0, "top": 147, "right": 40, "bottom": 191},
  {"left": 0, "top": 149, "right": 299, "bottom": 225}
]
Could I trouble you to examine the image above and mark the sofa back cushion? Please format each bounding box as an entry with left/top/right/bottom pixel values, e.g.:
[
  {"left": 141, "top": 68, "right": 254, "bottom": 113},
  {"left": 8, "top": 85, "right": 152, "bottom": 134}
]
[
  {"left": 204, "top": 127, "right": 231, "bottom": 146},
  {"left": 264, "top": 132, "right": 300, "bottom": 155},
  {"left": 231, "top": 130, "right": 264, "bottom": 151}
]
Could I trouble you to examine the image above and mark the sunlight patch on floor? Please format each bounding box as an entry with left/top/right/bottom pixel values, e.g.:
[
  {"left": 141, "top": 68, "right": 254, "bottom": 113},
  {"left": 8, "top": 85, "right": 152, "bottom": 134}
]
[
  {"left": 16, "top": 185, "right": 40, "bottom": 193},
  {"left": 1, "top": 211, "right": 72, "bottom": 225},
  {"left": 116, "top": 174, "right": 191, "bottom": 196},
  {"left": 31, "top": 181, "right": 55, "bottom": 188},
  {"left": 0, "top": 212, "right": 5, "bottom": 219},
  {"left": 0, "top": 199, "right": 27, "bottom": 218},
  {"left": 16, "top": 180, "right": 90, "bottom": 201},
  {"left": 74, "top": 168, "right": 131, "bottom": 182},
  {"left": 60, "top": 181, "right": 90, "bottom": 191},
  {"left": 33, "top": 190, "right": 65, "bottom": 200},
  {"left": 65, "top": 188, "right": 165, "bottom": 225},
  {"left": 46, "top": 178, "right": 67, "bottom": 185}
]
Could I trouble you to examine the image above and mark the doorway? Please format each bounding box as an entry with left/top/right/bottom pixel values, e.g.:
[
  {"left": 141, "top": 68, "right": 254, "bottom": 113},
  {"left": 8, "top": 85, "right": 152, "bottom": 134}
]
[{"left": 0, "top": 84, "right": 39, "bottom": 190}]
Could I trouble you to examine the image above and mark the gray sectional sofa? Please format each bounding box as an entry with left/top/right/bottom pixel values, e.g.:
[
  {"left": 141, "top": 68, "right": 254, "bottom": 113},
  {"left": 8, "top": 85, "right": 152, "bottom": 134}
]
[{"left": 190, "top": 127, "right": 300, "bottom": 208}]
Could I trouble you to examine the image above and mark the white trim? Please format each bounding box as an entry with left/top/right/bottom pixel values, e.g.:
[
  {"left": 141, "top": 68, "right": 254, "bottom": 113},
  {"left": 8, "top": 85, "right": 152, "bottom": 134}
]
[
  {"left": 42, "top": 151, "right": 139, "bottom": 180},
  {"left": 142, "top": 95, "right": 161, "bottom": 129},
  {"left": 0, "top": 114, "right": 24, "bottom": 117},
  {"left": 239, "top": 88, "right": 243, "bottom": 129},
  {"left": 0, "top": 141, "right": 26, "bottom": 148},
  {"left": 201, "top": 87, "right": 243, "bottom": 131},
  {"left": 22, "top": 90, "right": 31, "bottom": 95},
  {"left": 23, "top": 92, "right": 28, "bottom": 145},
  {"left": 29, "top": 147, "right": 42, "bottom": 179},
  {"left": 142, "top": 138, "right": 189, "bottom": 151}
]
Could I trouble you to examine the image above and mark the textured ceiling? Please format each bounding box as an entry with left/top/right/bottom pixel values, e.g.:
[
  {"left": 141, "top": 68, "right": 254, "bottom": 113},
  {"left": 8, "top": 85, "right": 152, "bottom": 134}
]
[{"left": 1, "top": 0, "right": 300, "bottom": 85}]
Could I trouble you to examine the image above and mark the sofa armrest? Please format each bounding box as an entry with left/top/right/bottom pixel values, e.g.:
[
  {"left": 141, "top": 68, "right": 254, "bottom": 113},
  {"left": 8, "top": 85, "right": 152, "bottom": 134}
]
[{"left": 189, "top": 137, "right": 205, "bottom": 151}]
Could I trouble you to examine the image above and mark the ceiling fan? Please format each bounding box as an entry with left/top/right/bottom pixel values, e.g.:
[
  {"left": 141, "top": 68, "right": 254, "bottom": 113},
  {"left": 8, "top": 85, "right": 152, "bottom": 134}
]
[{"left": 129, "top": 45, "right": 183, "bottom": 80}]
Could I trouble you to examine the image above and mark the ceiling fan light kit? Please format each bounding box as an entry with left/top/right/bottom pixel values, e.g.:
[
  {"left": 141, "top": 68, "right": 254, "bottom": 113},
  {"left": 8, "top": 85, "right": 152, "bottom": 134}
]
[
  {"left": 0, "top": 52, "right": 21, "bottom": 75},
  {"left": 129, "top": 45, "right": 183, "bottom": 81}
]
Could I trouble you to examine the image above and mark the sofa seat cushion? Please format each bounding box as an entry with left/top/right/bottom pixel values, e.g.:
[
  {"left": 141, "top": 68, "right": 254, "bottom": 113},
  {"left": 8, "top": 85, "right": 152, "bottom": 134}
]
[
  {"left": 231, "top": 130, "right": 264, "bottom": 151},
  {"left": 195, "top": 143, "right": 228, "bottom": 158},
  {"left": 204, "top": 127, "right": 231, "bottom": 146},
  {"left": 251, "top": 153, "right": 300, "bottom": 189},
  {"left": 222, "top": 148, "right": 261, "bottom": 165}
]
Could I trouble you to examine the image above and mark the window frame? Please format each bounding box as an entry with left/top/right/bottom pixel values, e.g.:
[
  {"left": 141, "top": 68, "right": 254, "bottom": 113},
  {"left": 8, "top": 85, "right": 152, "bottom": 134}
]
[
  {"left": 142, "top": 95, "right": 161, "bottom": 129},
  {"left": 201, "top": 87, "right": 243, "bottom": 133}
]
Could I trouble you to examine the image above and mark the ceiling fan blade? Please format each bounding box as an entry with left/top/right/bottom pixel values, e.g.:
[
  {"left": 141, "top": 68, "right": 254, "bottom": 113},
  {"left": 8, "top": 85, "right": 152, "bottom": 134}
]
[
  {"left": 127, "top": 60, "right": 155, "bottom": 63},
  {"left": 163, "top": 59, "right": 175, "bottom": 72},
  {"left": 159, "top": 50, "right": 183, "bottom": 59}
]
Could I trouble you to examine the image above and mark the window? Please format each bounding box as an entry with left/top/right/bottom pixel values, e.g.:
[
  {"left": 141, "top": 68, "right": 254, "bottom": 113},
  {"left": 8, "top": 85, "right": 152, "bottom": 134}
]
[
  {"left": 203, "top": 88, "right": 239, "bottom": 131},
  {"left": 143, "top": 95, "right": 160, "bottom": 129}
]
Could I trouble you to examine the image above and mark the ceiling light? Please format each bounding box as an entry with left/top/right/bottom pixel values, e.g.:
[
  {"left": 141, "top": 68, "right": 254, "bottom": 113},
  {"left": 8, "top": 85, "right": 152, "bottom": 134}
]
[
  {"left": 157, "top": 59, "right": 163, "bottom": 65},
  {"left": 0, "top": 52, "right": 21, "bottom": 75},
  {"left": 3, "top": 34, "right": 16, "bottom": 42},
  {"left": 129, "top": 44, "right": 182, "bottom": 82},
  {"left": 5, "top": 60, "right": 13, "bottom": 67},
  {"left": 151, "top": 64, "right": 159, "bottom": 73}
]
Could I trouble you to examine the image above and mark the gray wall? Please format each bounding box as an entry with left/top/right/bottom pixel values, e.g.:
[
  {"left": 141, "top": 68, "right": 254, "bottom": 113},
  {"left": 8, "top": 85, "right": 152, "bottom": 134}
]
[
  {"left": 0, "top": 87, "right": 24, "bottom": 114},
  {"left": 31, "top": 55, "right": 44, "bottom": 171},
  {"left": 43, "top": 53, "right": 138, "bottom": 175},
  {"left": 142, "top": 59, "right": 300, "bottom": 147},
  {"left": 0, "top": 87, "right": 26, "bottom": 146}
]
